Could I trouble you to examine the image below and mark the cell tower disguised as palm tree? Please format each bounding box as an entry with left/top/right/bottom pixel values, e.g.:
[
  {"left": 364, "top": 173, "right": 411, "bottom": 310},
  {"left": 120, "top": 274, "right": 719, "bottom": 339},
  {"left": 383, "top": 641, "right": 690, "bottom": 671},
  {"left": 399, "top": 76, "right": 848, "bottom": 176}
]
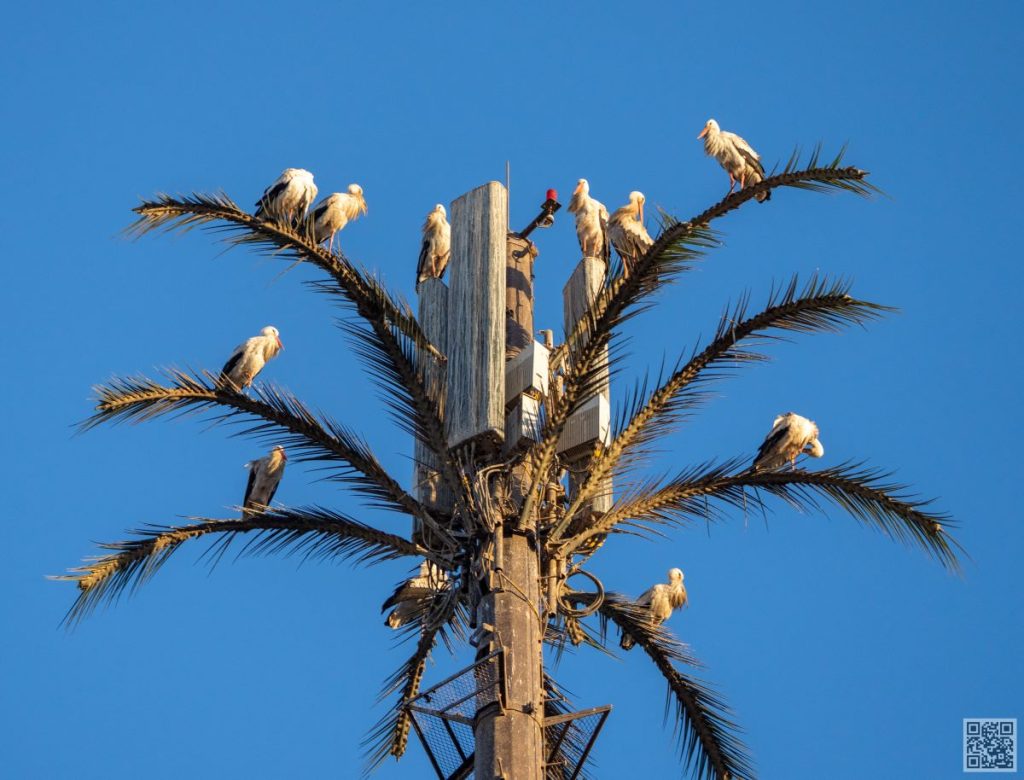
[{"left": 58, "top": 138, "right": 960, "bottom": 780}]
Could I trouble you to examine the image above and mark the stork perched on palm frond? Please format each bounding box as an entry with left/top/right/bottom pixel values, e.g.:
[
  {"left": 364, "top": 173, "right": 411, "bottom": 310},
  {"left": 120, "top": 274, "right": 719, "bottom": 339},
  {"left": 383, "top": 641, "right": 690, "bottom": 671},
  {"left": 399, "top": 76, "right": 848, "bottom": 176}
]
[
  {"left": 381, "top": 560, "right": 449, "bottom": 629},
  {"left": 698, "top": 119, "right": 770, "bottom": 202},
  {"left": 254, "top": 168, "right": 318, "bottom": 225},
  {"left": 219, "top": 325, "right": 283, "bottom": 390},
  {"left": 416, "top": 204, "right": 451, "bottom": 287},
  {"left": 752, "top": 412, "right": 824, "bottom": 471},
  {"left": 567, "top": 178, "right": 609, "bottom": 263},
  {"left": 607, "top": 191, "right": 653, "bottom": 275},
  {"left": 242, "top": 445, "right": 287, "bottom": 519},
  {"left": 310, "top": 184, "right": 367, "bottom": 253},
  {"left": 620, "top": 567, "right": 688, "bottom": 650}
]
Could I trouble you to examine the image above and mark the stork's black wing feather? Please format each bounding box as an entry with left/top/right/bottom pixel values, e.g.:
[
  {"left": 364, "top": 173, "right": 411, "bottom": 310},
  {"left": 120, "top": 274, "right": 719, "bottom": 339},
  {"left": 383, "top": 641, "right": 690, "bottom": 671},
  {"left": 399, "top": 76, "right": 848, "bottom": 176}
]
[
  {"left": 241, "top": 464, "right": 257, "bottom": 508},
  {"left": 415, "top": 238, "right": 431, "bottom": 286},
  {"left": 254, "top": 180, "right": 289, "bottom": 217},
  {"left": 220, "top": 348, "right": 243, "bottom": 381},
  {"left": 753, "top": 422, "right": 790, "bottom": 466},
  {"left": 380, "top": 580, "right": 408, "bottom": 613},
  {"left": 736, "top": 146, "right": 766, "bottom": 177}
]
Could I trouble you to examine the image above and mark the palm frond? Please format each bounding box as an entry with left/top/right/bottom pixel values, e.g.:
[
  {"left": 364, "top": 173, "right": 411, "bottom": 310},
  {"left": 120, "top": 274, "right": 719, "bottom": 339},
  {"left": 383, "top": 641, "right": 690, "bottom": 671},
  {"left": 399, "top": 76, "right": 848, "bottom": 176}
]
[
  {"left": 126, "top": 192, "right": 442, "bottom": 361},
  {"left": 128, "top": 193, "right": 466, "bottom": 515},
  {"left": 313, "top": 281, "right": 473, "bottom": 515},
  {"left": 533, "top": 153, "right": 873, "bottom": 529},
  {"left": 79, "top": 368, "right": 449, "bottom": 537},
  {"left": 54, "top": 507, "right": 425, "bottom": 627},
  {"left": 595, "top": 593, "right": 754, "bottom": 780},
  {"left": 571, "top": 461, "right": 961, "bottom": 571},
  {"left": 549, "top": 151, "right": 875, "bottom": 375},
  {"left": 554, "top": 276, "right": 891, "bottom": 538},
  {"left": 363, "top": 592, "right": 465, "bottom": 771}
]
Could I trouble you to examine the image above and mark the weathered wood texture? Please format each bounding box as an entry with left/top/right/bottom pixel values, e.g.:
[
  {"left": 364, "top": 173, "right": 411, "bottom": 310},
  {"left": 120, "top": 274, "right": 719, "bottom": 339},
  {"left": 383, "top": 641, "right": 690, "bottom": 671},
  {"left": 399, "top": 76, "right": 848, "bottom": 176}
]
[
  {"left": 412, "top": 278, "right": 452, "bottom": 531},
  {"left": 474, "top": 530, "right": 545, "bottom": 780},
  {"left": 562, "top": 257, "right": 606, "bottom": 330},
  {"left": 447, "top": 182, "right": 507, "bottom": 450},
  {"left": 562, "top": 256, "right": 613, "bottom": 514},
  {"left": 506, "top": 235, "right": 537, "bottom": 359},
  {"left": 562, "top": 256, "right": 610, "bottom": 389}
]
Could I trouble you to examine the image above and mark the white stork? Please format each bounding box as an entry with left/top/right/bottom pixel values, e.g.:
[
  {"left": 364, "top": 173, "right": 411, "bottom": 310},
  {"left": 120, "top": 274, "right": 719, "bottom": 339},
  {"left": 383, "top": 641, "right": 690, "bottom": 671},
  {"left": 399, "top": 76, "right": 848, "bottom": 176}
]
[
  {"left": 381, "top": 561, "right": 449, "bottom": 629},
  {"left": 309, "top": 184, "right": 367, "bottom": 253},
  {"left": 607, "top": 191, "right": 653, "bottom": 275},
  {"left": 415, "top": 204, "right": 451, "bottom": 287},
  {"left": 254, "top": 168, "right": 318, "bottom": 225},
  {"left": 567, "top": 178, "right": 610, "bottom": 263},
  {"left": 752, "top": 411, "right": 824, "bottom": 471},
  {"left": 241, "top": 445, "right": 287, "bottom": 519},
  {"left": 698, "top": 119, "right": 770, "bottom": 202},
  {"left": 219, "top": 325, "right": 283, "bottom": 390},
  {"left": 620, "top": 567, "right": 688, "bottom": 650}
]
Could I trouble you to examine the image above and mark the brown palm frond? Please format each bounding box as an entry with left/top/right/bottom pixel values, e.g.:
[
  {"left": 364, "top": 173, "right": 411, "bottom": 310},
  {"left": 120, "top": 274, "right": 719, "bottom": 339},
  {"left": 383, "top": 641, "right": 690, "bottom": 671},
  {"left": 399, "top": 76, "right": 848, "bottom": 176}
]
[
  {"left": 54, "top": 507, "right": 426, "bottom": 627},
  {"left": 546, "top": 612, "right": 610, "bottom": 661},
  {"left": 127, "top": 193, "right": 467, "bottom": 514},
  {"left": 363, "top": 591, "right": 465, "bottom": 771},
  {"left": 553, "top": 276, "right": 891, "bottom": 538},
  {"left": 78, "top": 368, "right": 450, "bottom": 539},
  {"left": 311, "top": 280, "right": 473, "bottom": 516},
  {"left": 570, "top": 461, "right": 961, "bottom": 572},
  {"left": 531, "top": 153, "right": 873, "bottom": 529},
  {"left": 126, "top": 192, "right": 442, "bottom": 361},
  {"left": 593, "top": 593, "right": 753, "bottom": 780},
  {"left": 548, "top": 150, "right": 875, "bottom": 375},
  {"left": 560, "top": 459, "right": 755, "bottom": 562}
]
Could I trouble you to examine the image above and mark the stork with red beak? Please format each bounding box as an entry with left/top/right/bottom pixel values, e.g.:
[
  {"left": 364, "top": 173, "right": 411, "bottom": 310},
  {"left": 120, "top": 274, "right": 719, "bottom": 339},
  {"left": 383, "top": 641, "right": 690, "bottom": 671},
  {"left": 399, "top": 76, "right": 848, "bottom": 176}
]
[
  {"left": 241, "top": 445, "right": 287, "bottom": 519},
  {"left": 567, "top": 178, "right": 610, "bottom": 263},
  {"left": 607, "top": 191, "right": 653, "bottom": 275},
  {"left": 219, "top": 325, "right": 283, "bottom": 390},
  {"left": 309, "top": 184, "right": 367, "bottom": 254},
  {"left": 698, "top": 118, "right": 770, "bottom": 202}
]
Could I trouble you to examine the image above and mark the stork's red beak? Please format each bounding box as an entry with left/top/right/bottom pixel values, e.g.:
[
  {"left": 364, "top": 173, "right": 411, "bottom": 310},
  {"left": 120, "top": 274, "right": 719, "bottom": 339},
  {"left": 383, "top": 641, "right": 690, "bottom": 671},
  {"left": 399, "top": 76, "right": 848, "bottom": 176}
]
[
  {"left": 276, "top": 336, "right": 283, "bottom": 349},
  {"left": 573, "top": 181, "right": 583, "bottom": 195},
  {"left": 638, "top": 201, "right": 645, "bottom": 225},
  {"left": 697, "top": 126, "right": 708, "bottom": 139}
]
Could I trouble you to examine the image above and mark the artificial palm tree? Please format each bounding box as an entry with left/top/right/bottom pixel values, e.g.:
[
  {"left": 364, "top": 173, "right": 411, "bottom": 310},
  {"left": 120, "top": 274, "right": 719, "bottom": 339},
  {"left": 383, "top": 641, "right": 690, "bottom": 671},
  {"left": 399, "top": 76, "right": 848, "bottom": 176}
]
[{"left": 58, "top": 148, "right": 960, "bottom": 780}]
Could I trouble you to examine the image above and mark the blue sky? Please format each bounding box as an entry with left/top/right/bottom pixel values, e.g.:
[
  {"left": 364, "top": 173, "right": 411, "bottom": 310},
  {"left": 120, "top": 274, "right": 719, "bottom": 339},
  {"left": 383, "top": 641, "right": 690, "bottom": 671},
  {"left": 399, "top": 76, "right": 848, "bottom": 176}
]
[{"left": 2, "top": 2, "right": 1021, "bottom": 778}]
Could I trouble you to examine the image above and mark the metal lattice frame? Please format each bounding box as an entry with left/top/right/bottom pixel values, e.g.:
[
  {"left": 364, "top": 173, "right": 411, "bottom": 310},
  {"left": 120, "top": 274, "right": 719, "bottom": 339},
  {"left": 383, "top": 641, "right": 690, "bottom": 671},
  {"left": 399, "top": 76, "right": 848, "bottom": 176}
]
[
  {"left": 405, "top": 650, "right": 611, "bottom": 780},
  {"left": 406, "top": 650, "right": 506, "bottom": 779},
  {"left": 543, "top": 705, "right": 611, "bottom": 780}
]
